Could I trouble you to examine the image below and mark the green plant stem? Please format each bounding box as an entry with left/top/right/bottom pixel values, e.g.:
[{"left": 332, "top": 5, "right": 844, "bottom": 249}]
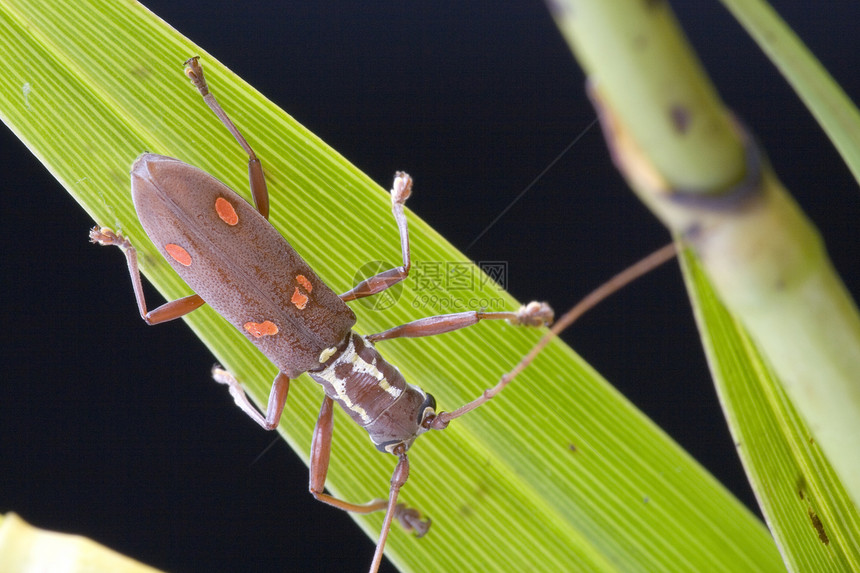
[
  {"left": 548, "top": 0, "right": 745, "bottom": 192},
  {"left": 548, "top": 0, "right": 860, "bottom": 528}
]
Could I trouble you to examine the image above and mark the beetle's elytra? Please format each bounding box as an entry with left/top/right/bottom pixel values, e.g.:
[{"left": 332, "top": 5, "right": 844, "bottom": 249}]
[
  {"left": 90, "top": 56, "right": 554, "bottom": 573},
  {"left": 131, "top": 154, "right": 357, "bottom": 379}
]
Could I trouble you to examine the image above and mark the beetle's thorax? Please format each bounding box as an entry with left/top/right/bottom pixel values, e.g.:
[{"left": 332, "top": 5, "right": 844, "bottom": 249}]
[{"left": 310, "top": 332, "right": 435, "bottom": 453}]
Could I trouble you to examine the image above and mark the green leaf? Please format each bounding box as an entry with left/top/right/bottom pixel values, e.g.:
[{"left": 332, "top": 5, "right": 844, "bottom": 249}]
[
  {"left": 681, "top": 248, "right": 860, "bottom": 571},
  {"left": 717, "top": 0, "right": 860, "bottom": 187},
  {"left": 0, "top": 0, "right": 783, "bottom": 570}
]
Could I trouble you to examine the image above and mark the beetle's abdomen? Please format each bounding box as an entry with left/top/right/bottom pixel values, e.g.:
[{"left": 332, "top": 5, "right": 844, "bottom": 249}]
[{"left": 131, "top": 154, "right": 356, "bottom": 377}]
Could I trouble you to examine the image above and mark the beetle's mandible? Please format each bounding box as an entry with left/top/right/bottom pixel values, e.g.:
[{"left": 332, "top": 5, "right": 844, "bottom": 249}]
[{"left": 90, "top": 56, "right": 555, "bottom": 573}]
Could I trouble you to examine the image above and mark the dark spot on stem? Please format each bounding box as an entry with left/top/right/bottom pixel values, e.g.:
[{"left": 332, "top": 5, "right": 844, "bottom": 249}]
[
  {"left": 670, "top": 104, "right": 691, "bottom": 134},
  {"left": 683, "top": 222, "right": 703, "bottom": 242}
]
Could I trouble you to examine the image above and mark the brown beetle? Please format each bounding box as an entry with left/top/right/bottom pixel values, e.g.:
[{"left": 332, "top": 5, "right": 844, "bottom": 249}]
[
  {"left": 91, "top": 57, "right": 555, "bottom": 572},
  {"left": 92, "top": 56, "right": 677, "bottom": 572}
]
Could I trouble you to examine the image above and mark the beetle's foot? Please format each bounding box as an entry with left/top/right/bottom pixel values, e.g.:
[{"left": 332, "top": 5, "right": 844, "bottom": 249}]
[
  {"left": 212, "top": 365, "right": 243, "bottom": 399},
  {"left": 391, "top": 172, "right": 413, "bottom": 205},
  {"left": 393, "top": 503, "right": 431, "bottom": 537},
  {"left": 89, "top": 226, "right": 132, "bottom": 250},
  {"left": 509, "top": 301, "right": 554, "bottom": 327},
  {"left": 212, "top": 365, "right": 241, "bottom": 391},
  {"left": 184, "top": 56, "right": 210, "bottom": 96}
]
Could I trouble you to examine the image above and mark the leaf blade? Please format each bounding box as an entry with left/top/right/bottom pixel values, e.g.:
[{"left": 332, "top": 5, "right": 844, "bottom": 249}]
[{"left": 681, "top": 248, "right": 860, "bottom": 572}]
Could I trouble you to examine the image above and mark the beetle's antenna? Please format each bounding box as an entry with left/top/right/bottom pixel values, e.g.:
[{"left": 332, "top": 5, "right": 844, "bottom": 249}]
[{"left": 430, "top": 242, "right": 678, "bottom": 427}]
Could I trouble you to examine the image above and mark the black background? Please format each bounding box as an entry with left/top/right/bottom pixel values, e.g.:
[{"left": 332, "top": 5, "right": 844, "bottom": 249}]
[{"left": 3, "top": 2, "right": 860, "bottom": 572}]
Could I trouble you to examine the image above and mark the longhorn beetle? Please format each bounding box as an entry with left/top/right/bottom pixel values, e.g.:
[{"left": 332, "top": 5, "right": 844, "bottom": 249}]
[{"left": 90, "top": 57, "right": 676, "bottom": 572}]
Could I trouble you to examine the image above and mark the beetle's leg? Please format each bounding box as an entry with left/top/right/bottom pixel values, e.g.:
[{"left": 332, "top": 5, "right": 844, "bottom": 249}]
[
  {"left": 212, "top": 368, "right": 290, "bottom": 431},
  {"left": 309, "top": 397, "right": 429, "bottom": 557},
  {"left": 368, "top": 445, "right": 412, "bottom": 573},
  {"left": 366, "top": 301, "right": 553, "bottom": 343},
  {"left": 90, "top": 227, "right": 206, "bottom": 324},
  {"left": 184, "top": 57, "right": 270, "bottom": 220},
  {"left": 340, "top": 172, "right": 413, "bottom": 302}
]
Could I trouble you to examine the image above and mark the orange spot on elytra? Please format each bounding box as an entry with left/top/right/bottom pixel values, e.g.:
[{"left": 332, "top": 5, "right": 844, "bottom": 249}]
[
  {"left": 165, "top": 243, "right": 192, "bottom": 266},
  {"left": 215, "top": 197, "right": 238, "bottom": 225},
  {"left": 244, "top": 320, "right": 279, "bottom": 338},
  {"left": 291, "top": 287, "right": 309, "bottom": 310},
  {"left": 296, "top": 274, "right": 313, "bottom": 293}
]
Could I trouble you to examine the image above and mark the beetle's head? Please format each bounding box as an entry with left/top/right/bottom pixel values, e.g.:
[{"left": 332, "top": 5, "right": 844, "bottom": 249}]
[{"left": 373, "top": 390, "right": 436, "bottom": 454}]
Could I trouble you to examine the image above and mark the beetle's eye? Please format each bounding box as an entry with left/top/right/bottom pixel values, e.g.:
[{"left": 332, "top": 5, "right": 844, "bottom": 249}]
[{"left": 418, "top": 392, "right": 436, "bottom": 426}]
